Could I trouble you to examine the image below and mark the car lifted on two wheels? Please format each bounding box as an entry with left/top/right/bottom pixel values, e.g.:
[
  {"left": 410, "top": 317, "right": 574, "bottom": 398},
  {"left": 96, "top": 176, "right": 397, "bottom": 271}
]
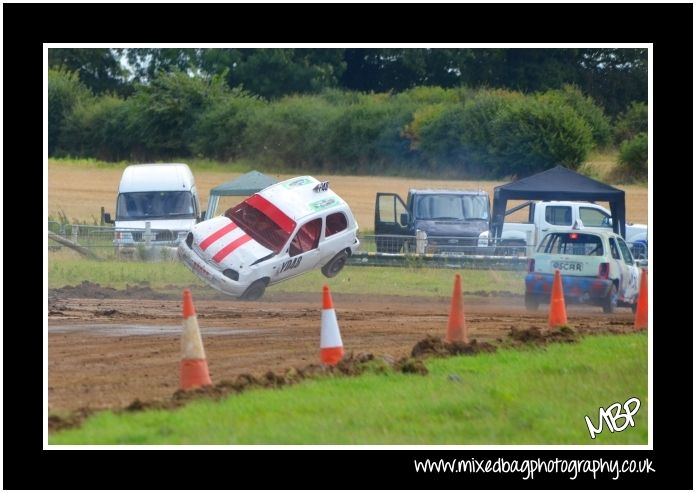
[{"left": 178, "top": 176, "right": 359, "bottom": 300}]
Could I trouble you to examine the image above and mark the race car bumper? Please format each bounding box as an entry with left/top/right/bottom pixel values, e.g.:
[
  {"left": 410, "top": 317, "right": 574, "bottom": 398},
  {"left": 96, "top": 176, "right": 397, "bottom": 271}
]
[
  {"left": 178, "top": 240, "right": 247, "bottom": 297},
  {"left": 525, "top": 273, "right": 612, "bottom": 302}
]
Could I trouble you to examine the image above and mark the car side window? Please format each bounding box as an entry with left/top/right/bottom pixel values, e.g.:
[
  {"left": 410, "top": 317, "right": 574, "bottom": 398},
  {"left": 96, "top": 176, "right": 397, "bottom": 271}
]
[
  {"left": 616, "top": 237, "right": 634, "bottom": 266},
  {"left": 546, "top": 206, "right": 572, "bottom": 226},
  {"left": 580, "top": 207, "right": 610, "bottom": 227},
  {"left": 325, "top": 212, "right": 348, "bottom": 237},
  {"left": 289, "top": 218, "right": 322, "bottom": 257},
  {"left": 608, "top": 238, "right": 621, "bottom": 260}
]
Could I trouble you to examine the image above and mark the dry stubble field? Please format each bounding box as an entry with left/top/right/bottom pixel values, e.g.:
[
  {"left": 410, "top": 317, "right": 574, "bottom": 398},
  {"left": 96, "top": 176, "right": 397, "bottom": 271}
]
[{"left": 47, "top": 162, "right": 649, "bottom": 228}]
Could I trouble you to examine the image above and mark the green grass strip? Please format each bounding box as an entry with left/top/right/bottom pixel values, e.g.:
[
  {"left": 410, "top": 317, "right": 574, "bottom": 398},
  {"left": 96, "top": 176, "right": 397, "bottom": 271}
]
[
  {"left": 48, "top": 254, "right": 525, "bottom": 296},
  {"left": 50, "top": 333, "right": 647, "bottom": 445}
]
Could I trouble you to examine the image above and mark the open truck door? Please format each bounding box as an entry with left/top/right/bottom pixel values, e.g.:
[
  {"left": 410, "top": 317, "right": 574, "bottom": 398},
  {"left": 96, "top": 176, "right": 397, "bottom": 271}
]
[{"left": 374, "top": 192, "right": 409, "bottom": 253}]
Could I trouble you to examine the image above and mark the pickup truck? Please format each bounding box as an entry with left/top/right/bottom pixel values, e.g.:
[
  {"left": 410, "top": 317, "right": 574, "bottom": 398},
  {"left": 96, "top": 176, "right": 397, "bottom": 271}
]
[
  {"left": 375, "top": 189, "right": 648, "bottom": 257},
  {"left": 374, "top": 189, "right": 490, "bottom": 253},
  {"left": 478, "top": 201, "right": 648, "bottom": 257}
]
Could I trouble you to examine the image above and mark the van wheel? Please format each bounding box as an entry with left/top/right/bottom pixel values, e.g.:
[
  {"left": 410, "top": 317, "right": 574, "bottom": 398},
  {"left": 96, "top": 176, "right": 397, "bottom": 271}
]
[
  {"left": 322, "top": 251, "right": 349, "bottom": 278},
  {"left": 240, "top": 279, "right": 266, "bottom": 301},
  {"left": 525, "top": 293, "right": 540, "bottom": 311},
  {"left": 602, "top": 284, "right": 618, "bottom": 313}
]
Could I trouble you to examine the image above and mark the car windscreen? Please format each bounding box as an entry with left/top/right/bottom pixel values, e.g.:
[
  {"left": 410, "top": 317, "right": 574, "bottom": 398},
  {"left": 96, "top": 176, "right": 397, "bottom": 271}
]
[
  {"left": 538, "top": 232, "right": 604, "bottom": 256},
  {"left": 413, "top": 194, "right": 489, "bottom": 221},
  {"left": 116, "top": 191, "right": 196, "bottom": 220},
  {"left": 226, "top": 198, "right": 295, "bottom": 254}
]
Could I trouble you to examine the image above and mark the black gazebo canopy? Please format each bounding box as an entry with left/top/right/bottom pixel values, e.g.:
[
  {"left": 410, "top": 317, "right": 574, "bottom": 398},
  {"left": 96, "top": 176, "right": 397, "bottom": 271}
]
[{"left": 490, "top": 166, "right": 626, "bottom": 239}]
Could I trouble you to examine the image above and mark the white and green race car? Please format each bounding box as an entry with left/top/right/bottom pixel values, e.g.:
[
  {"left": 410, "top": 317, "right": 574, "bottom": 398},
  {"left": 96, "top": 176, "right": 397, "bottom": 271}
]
[{"left": 179, "top": 176, "right": 360, "bottom": 300}]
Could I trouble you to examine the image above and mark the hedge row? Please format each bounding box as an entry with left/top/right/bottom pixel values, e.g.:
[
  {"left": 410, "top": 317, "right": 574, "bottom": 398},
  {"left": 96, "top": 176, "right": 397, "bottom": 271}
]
[{"left": 50, "top": 69, "right": 618, "bottom": 178}]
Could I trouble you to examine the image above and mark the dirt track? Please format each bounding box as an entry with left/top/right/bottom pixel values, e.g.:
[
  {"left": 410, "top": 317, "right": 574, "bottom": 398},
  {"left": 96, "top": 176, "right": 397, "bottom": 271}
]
[{"left": 48, "top": 289, "right": 636, "bottom": 414}]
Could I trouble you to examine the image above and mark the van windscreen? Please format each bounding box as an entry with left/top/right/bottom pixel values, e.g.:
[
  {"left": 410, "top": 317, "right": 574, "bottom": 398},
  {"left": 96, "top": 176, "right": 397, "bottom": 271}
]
[
  {"left": 116, "top": 191, "right": 196, "bottom": 220},
  {"left": 413, "top": 194, "right": 489, "bottom": 221}
]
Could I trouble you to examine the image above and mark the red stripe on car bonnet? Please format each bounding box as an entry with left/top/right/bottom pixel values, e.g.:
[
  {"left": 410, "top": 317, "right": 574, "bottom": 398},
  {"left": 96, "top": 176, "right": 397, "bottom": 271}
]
[
  {"left": 199, "top": 222, "right": 238, "bottom": 251},
  {"left": 212, "top": 234, "right": 253, "bottom": 263}
]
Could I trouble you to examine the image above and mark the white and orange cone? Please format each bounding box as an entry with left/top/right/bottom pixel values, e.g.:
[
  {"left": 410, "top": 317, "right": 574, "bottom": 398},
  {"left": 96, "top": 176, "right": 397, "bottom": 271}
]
[
  {"left": 180, "top": 289, "right": 212, "bottom": 390},
  {"left": 320, "top": 285, "right": 344, "bottom": 365}
]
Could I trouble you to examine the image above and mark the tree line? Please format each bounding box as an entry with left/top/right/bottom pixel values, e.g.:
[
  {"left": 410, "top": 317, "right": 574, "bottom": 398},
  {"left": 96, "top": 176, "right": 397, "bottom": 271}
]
[
  {"left": 48, "top": 48, "right": 648, "bottom": 179},
  {"left": 49, "top": 48, "right": 646, "bottom": 117}
]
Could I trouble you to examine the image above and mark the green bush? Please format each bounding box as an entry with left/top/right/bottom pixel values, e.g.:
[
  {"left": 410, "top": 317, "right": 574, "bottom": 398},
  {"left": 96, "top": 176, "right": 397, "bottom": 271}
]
[
  {"left": 617, "top": 132, "right": 648, "bottom": 179},
  {"left": 191, "top": 90, "right": 263, "bottom": 160},
  {"left": 243, "top": 95, "right": 341, "bottom": 167},
  {"left": 48, "top": 68, "right": 92, "bottom": 155},
  {"left": 48, "top": 78, "right": 607, "bottom": 178},
  {"left": 394, "top": 86, "right": 464, "bottom": 105},
  {"left": 316, "top": 88, "right": 362, "bottom": 106},
  {"left": 60, "top": 95, "right": 135, "bottom": 161},
  {"left": 544, "top": 85, "right": 612, "bottom": 147},
  {"left": 323, "top": 93, "right": 417, "bottom": 172},
  {"left": 412, "top": 89, "right": 519, "bottom": 176},
  {"left": 492, "top": 94, "right": 593, "bottom": 177},
  {"left": 129, "top": 71, "right": 229, "bottom": 158},
  {"left": 614, "top": 101, "right": 648, "bottom": 144},
  {"left": 412, "top": 105, "right": 466, "bottom": 163}
]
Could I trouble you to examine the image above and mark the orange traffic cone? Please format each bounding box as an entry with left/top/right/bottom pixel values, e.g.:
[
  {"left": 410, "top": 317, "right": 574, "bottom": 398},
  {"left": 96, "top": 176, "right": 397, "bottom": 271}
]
[
  {"left": 320, "top": 285, "right": 344, "bottom": 365},
  {"left": 634, "top": 269, "right": 648, "bottom": 330},
  {"left": 446, "top": 273, "right": 468, "bottom": 343},
  {"left": 548, "top": 270, "right": 568, "bottom": 328},
  {"left": 179, "top": 289, "right": 212, "bottom": 390}
]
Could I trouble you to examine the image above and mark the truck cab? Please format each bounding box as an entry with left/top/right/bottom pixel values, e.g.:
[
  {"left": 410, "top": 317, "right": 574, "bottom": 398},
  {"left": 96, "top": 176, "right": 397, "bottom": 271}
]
[
  {"left": 103, "top": 163, "right": 201, "bottom": 256},
  {"left": 375, "top": 189, "right": 490, "bottom": 253},
  {"left": 478, "top": 201, "right": 648, "bottom": 257}
]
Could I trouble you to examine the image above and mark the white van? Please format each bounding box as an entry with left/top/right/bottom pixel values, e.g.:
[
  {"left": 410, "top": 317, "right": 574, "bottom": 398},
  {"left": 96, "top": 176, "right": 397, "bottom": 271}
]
[{"left": 103, "top": 163, "right": 201, "bottom": 255}]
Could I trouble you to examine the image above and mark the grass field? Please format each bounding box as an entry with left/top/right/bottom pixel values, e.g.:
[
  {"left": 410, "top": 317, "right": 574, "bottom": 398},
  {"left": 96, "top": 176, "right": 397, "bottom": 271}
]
[
  {"left": 47, "top": 158, "right": 649, "bottom": 232},
  {"left": 48, "top": 251, "right": 525, "bottom": 295},
  {"left": 49, "top": 333, "right": 648, "bottom": 445}
]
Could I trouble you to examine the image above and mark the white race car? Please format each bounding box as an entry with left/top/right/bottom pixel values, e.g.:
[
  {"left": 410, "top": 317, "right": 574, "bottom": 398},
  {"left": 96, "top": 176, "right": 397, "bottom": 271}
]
[
  {"left": 178, "top": 176, "right": 360, "bottom": 300},
  {"left": 525, "top": 228, "right": 641, "bottom": 313}
]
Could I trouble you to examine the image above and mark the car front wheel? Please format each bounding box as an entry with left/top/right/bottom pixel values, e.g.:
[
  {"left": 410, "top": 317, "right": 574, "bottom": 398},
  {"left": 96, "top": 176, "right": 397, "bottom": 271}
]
[
  {"left": 321, "top": 251, "right": 349, "bottom": 278},
  {"left": 240, "top": 279, "right": 267, "bottom": 301}
]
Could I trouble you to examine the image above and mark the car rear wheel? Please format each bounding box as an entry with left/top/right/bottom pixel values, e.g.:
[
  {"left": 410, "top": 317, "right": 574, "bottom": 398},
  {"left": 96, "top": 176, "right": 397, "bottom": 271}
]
[
  {"left": 240, "top": 279, "right": 266, "bottom": 301},
  {"left": 321, "top": 251, "right": 349, "bottom": 278},
  {"left": 525, "top": 292, "right": 540, "bottom": 311},
  {"left": 602, "top": 284, "right": 618, "bottom": 313}
]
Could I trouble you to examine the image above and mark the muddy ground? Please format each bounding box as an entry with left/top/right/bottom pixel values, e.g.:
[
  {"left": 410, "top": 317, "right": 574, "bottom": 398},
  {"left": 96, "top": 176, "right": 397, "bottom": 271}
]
[{"left": 48, "top": 284, "right": 637, "bottom": 417}]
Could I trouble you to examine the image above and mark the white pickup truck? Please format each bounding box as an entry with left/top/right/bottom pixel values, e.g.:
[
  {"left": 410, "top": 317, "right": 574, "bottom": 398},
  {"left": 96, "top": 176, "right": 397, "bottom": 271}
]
[{"left": 478, "top": 201, "right": 648, "bottom": 257}]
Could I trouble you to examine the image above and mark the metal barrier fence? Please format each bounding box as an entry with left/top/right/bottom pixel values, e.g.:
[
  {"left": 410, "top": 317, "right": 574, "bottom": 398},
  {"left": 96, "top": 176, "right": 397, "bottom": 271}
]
[
  {"left": 47, "top": 222, "right": 182, "bottom": 261},
  {"left": 358, "top": 234, "right": 528, "bottom": 257},
  {"left": 352, "top": 234, "right": 529, "bottom": 270},
  {"left": 47, "top": 223, "right": 647, "bottom": 268}
]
